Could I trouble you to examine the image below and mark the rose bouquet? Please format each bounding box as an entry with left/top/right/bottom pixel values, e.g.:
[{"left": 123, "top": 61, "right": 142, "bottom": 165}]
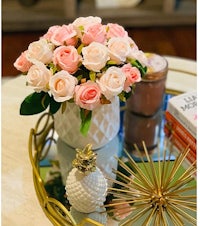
[{"left": 14, "top": 16, "right": 147, "bottom": 135}]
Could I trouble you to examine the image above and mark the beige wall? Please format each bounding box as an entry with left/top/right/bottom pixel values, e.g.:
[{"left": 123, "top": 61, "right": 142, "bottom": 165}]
[{"left": 2, "top": 0, "right": 196, "bottom": 32}]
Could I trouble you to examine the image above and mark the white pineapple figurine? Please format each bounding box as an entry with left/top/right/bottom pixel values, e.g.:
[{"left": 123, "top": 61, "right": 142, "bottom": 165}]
[{"left": 65, "top": 144, "right": 108, "bottom": 214}]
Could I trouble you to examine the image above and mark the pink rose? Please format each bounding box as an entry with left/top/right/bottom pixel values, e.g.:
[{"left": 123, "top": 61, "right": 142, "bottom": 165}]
[
  {"left": 73, "top": 16, "right": 102, "bottom": 38},
  {"left": 50, "top": 24, "right": 77, "bottom": 46},
  {"left": 42, "top": 25, "right": 60, "bottom": 41},
  {"left": 75, "top": 81, "right": 101, "bottom": 110},
  {"left": 82, "top": 42, "right": 110, "bottom": 72},
  {"left": 97, "top": 66, "right": 126, "bottom": 100},
  {"left": 26, "top": 38, "right": 54, "bottom": 64},
  {"left": 111, "top": 202, "right": 132, "bottom": 220},
  {"left": 49, "top": 70, "right": 78, "bottom": 102},
  {"left": 107, "top": 37, "right": 131, "bottom": 64},
  {"left": 106, "top": 23, "right": 128, "bottom": 39},
  {"left": 81, "top": 23, "right": 106, "bottom": 45},
  {"left": 122, "top": 64, "right": 141, "bottom": 92},
  {"left": 13, "top": 51, "right": 32, "bottom": 73},
  {"left": 53, "top": 46, "right": 81, "bottom": 74},
  {"left": 26, "top": 61, "right": 52, "bottom": 92}
]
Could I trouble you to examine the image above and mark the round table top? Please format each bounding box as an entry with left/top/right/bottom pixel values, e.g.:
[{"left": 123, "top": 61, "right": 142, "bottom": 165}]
[{"left": 2, "top": 56, "right": 196, "bottom": 226}]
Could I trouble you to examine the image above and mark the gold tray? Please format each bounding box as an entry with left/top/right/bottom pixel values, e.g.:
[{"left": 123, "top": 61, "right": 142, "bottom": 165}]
[
  {"left": 29, "top": 56, "right": 197, "bottom": 226},
  {"left": 29, "top": 109, "right": 196, "bottom": 225}
]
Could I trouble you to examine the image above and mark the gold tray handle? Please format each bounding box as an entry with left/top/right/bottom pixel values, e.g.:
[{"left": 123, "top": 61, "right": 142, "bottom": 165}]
[{"left": 28, "top": 112, "right": 104, "bottom": 226}]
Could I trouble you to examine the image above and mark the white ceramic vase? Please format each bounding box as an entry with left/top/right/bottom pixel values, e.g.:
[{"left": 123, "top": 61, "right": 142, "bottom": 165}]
[{"left": 54, "top": 96, "right": 120, "bottom": 149}]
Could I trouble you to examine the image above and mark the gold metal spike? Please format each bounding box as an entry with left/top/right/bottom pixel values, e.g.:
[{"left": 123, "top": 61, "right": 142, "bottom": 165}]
[{"left": 106, "top": 141, "right": 196, "bottom": 226}]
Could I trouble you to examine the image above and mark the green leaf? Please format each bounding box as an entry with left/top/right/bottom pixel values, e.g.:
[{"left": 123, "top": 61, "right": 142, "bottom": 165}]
[
  {"left": 131, "top": 83, "right": 136, "bottom": 94},
  {"left": 48, "top": 63, "right": 57, "bottom": 74},
  {"left": 129, "top": 59, "right": 147, "bottom": 77},
  {"left": 118, "top": 92, "right": 126, "bottom": 102},
  {"left": 80, "top": 109, "right": 92, "bottom": 136},
  {"left": 89, "top": 71, "right": 96, "bottom": 81},
  {"left": 118, "top": 91, "right": 132, "bottom": 102},
  {"left": 107, "top": 60, "right": 117, "bottom": 65},
  {"left": 77, "top": 74, "right": 83, "bottom": 82},
  {"left": 20, "top": 92, "right": 50, "bottom": 115},
  {"left": 78, "top": 25, "right": 84, "bottom": 32},
  {"left": 49, "top": 96, "right": 61, "bottom": 114},
  {"left": 77, "top": 43, "right": 84, "bottom": 55}
]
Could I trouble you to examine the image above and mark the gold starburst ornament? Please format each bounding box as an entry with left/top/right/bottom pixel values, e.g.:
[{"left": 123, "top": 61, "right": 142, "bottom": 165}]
[{"left": 105, "top": 141, "right": 196, "bottom": 226}]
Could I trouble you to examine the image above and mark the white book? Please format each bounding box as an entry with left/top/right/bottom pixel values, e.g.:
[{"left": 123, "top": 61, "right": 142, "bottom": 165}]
[{"left": 167, "top": 91, "right": 197, "bottom": 138}]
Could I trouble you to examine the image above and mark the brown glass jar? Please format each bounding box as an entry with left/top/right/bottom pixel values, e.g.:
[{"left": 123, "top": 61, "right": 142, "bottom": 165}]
[
  {"left": 123, "top": 110, "right": 162, "bottom": 154},
  {"left": 126, "top": 53, "right": 168, "bottom": 116}
]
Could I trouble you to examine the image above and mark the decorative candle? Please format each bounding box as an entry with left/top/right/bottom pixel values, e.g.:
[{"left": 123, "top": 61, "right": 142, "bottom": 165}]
[{"left": 126, "top": 53, "right": 168, "bottom": 116}]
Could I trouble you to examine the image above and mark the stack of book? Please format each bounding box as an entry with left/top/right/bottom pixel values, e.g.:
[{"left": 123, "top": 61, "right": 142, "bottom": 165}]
[{"left": 164, "top": 91, "right": 197, "bottom": 167}]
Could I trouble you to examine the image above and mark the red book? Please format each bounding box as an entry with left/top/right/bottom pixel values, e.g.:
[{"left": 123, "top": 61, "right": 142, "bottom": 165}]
[
  {"left": 165, "top": 111, "right": 196, "bottom": 152},
  {"left": 164, "top": 125, "right": 196, "bottom": 165}
]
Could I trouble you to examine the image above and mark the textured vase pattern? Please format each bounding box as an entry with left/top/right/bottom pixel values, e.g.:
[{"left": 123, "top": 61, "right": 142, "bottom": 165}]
[{"left": 54, "top": 96, "right": 120, "bottom": 149}]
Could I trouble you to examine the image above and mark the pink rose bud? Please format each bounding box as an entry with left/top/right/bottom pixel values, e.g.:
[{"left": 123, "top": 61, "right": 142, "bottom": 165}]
[
  {"left": 75, "top": 81, "right": 101, "bottom": 110},
  {"left": 13, "top": 51, "right": 32, "bottom": 73},
  {"left": 50, "top": 24, "right": 77, "bottom": 46},
  {"left": 82, "top": 23, "right": 106, "bottom": 45},
  {"left": 42, "top": 25, "right": 60, "bottom": 41},
  {"left": 53, "top": 45, "right": 81, "bottom": 74},
  {"left": 112, "top": 202, "right": 132, "bottom": 220},
  {"left": 122, "top": 63, "right": 141, "bottom": 92},
  {"left": 106, "top": 23, "right": 128, "bottom": 39}
]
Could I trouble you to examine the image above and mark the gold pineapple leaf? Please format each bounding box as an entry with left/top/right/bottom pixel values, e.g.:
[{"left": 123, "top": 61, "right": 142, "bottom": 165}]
[{"left": 72, "top": 144, "right": 97, "bottom": 174}]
